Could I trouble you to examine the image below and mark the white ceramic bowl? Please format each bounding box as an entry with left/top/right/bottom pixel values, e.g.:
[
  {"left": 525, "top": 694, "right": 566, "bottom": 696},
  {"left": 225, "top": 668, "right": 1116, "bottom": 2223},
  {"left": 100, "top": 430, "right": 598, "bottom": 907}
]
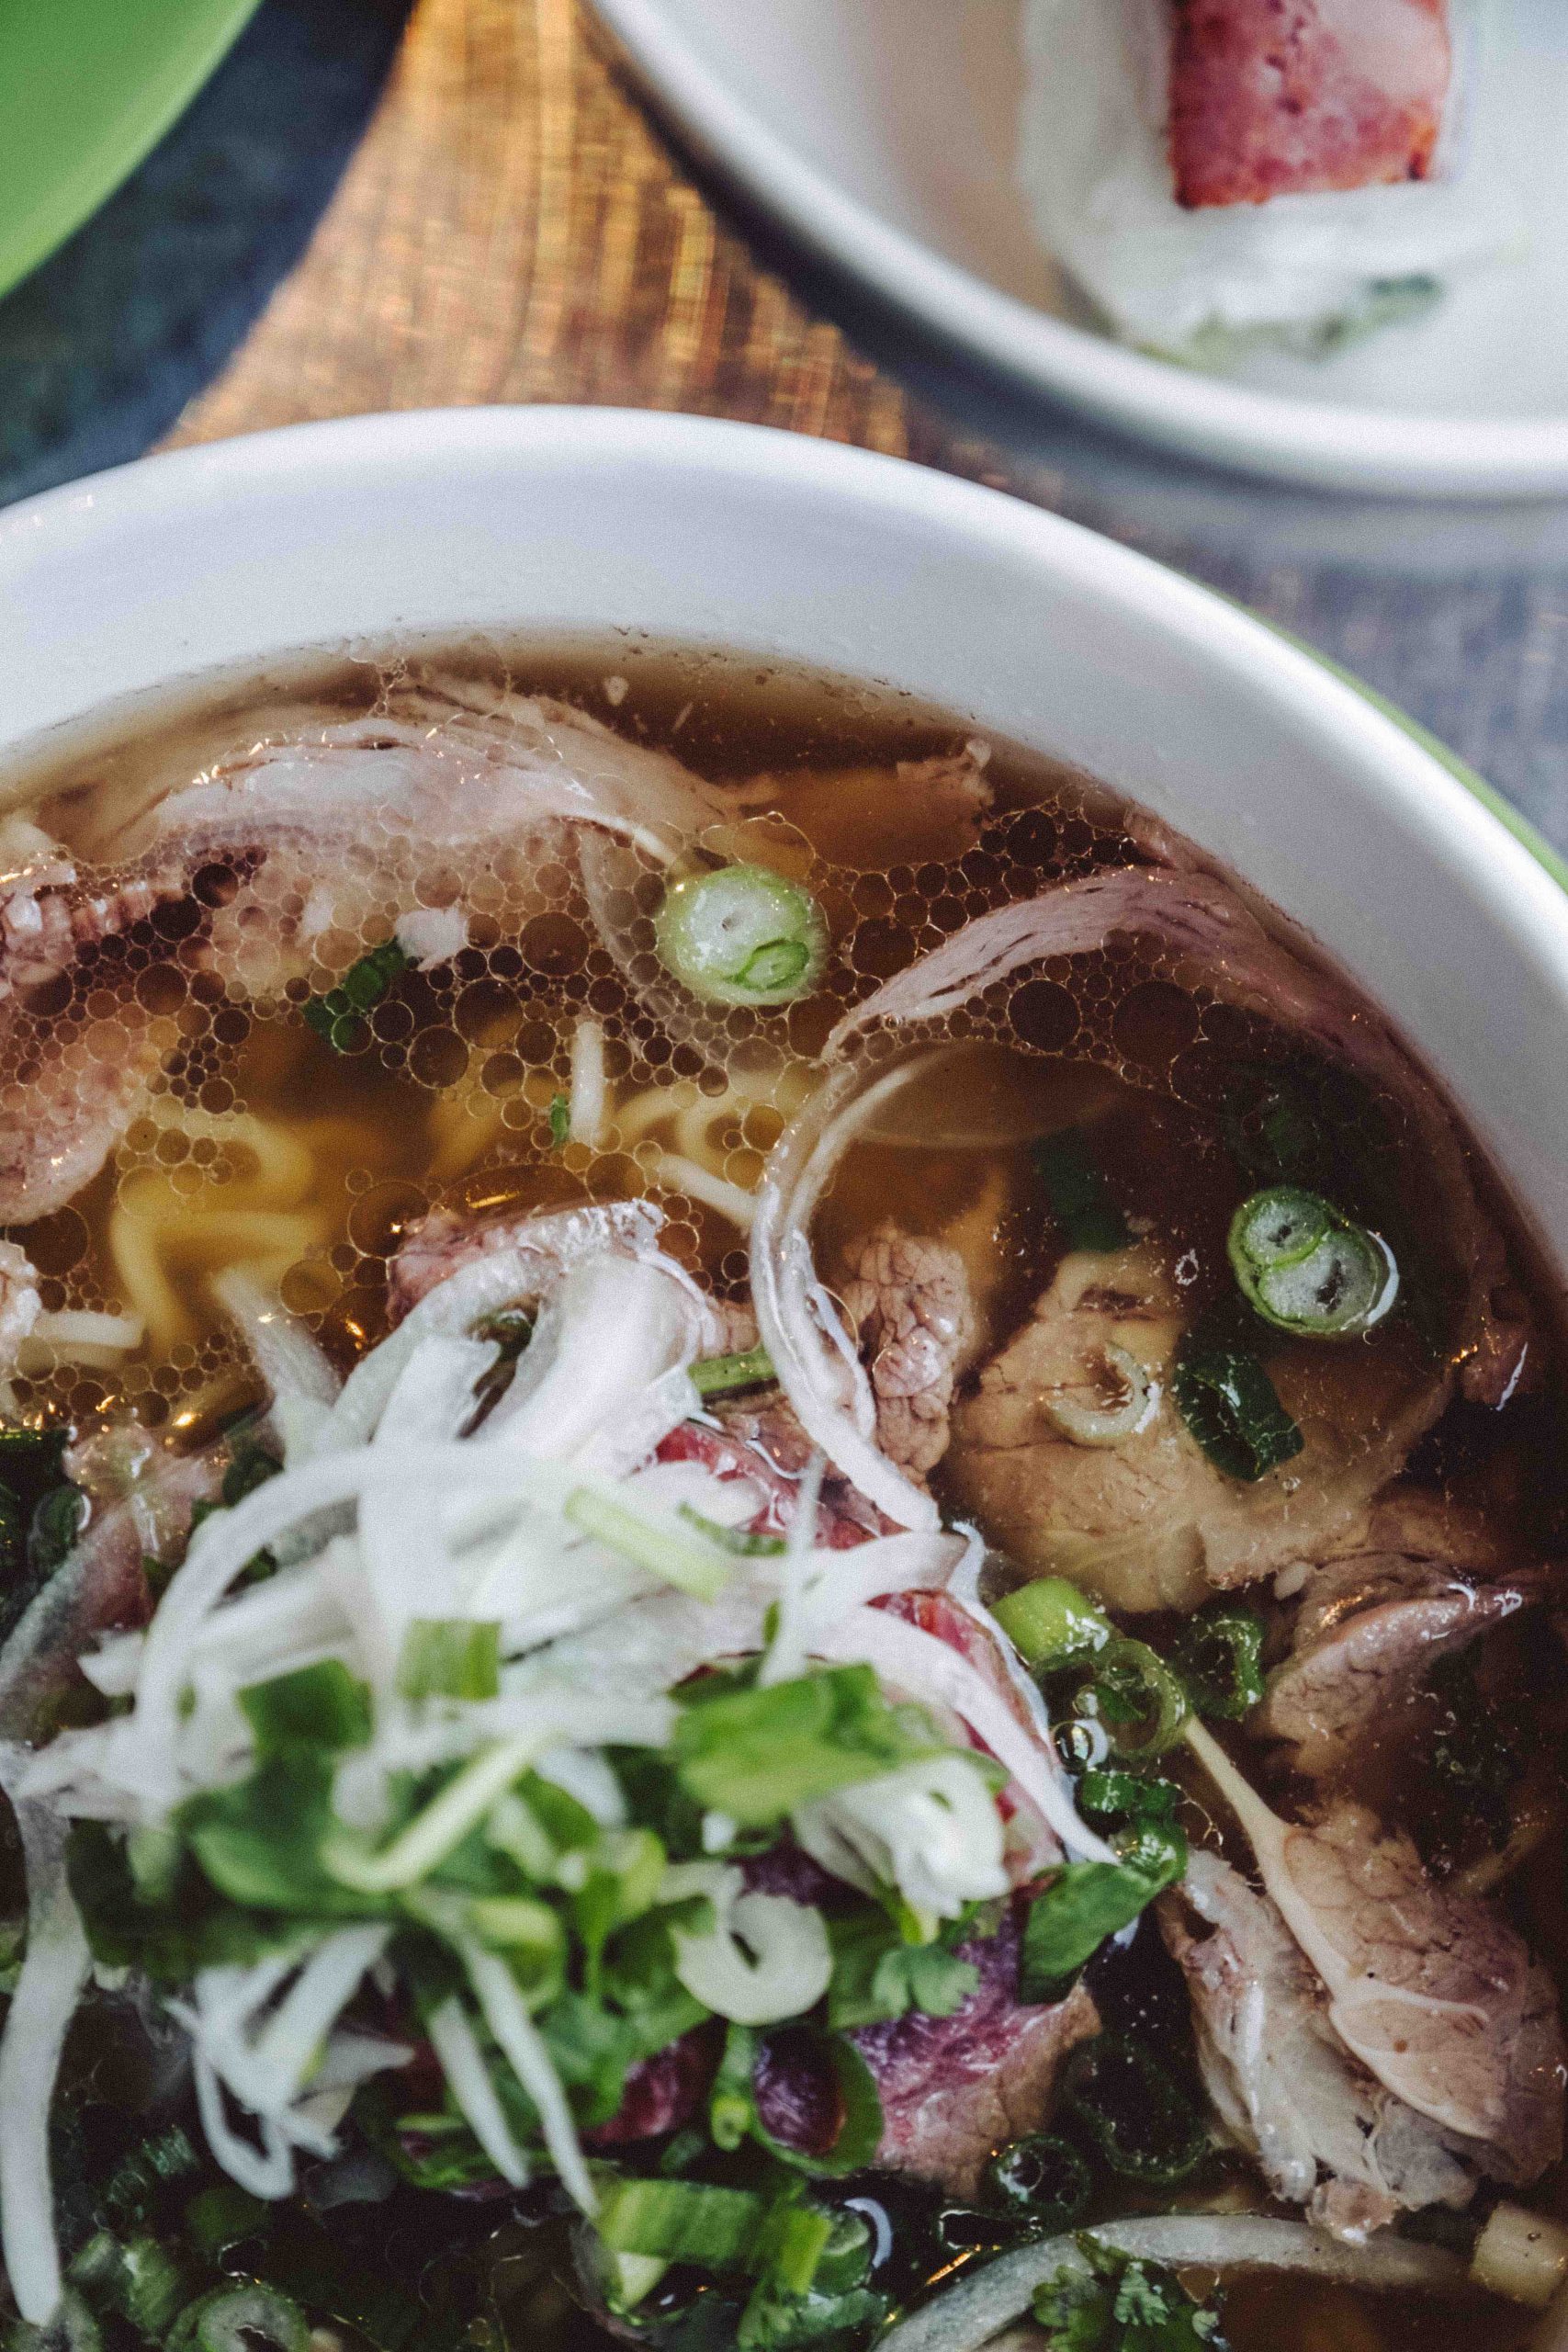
[
  {"left": 591, "top": 0, "right": 1568, "bottom": 502},
  {"left": 4, "top": 406, "right": 1566, "bottom": 1258}
]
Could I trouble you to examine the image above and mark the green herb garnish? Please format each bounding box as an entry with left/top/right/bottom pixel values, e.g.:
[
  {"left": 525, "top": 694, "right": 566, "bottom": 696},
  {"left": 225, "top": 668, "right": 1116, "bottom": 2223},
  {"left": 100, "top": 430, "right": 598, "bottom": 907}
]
[
  {"left": 1032, "top": 2240, "right": 1227, "bottom": 2349},
  {"left": 1172, "top": 1329, "right": 1303, "bottom": 1483},
  {"left": 673, "top": 1665, "right": 938, "bottom": 1826},
  {"left": 303, "top": 938, "right": 411, "bottom": 1054}
]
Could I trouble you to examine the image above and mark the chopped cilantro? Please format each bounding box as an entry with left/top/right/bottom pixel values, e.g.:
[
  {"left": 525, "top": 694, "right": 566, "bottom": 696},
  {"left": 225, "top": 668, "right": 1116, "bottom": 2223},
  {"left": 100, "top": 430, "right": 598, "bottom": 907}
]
[{"left": 1032, "top": 2243, "right": 1228, "bottom": 2349}]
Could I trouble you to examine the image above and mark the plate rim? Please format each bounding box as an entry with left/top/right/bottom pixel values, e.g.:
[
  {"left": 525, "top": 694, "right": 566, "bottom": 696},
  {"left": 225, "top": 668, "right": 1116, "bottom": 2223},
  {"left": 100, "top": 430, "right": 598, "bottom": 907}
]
[
  {"left": 590, "top": 0, "right": 1568, "bottom": 502},
  {"left": 0, "top": 0, "right": 263, "bottom": 304}
]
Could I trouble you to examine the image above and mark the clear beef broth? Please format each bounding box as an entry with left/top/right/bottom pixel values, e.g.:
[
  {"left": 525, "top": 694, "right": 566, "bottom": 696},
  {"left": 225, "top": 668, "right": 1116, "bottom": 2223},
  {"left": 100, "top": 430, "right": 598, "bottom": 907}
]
[{"left": 2, "top": 641, "right": 1565, "bottom": 2352}]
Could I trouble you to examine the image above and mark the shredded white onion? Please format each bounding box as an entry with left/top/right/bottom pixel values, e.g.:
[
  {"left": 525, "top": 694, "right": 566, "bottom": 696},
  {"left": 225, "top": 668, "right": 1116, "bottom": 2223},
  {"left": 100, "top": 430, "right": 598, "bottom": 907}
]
[
  {"left": 426, "top": 1996, "right": 531, "bottom": 2188},
  {"left": 463, "top": 1941, "right": 597, "bottom": 2213},
  {"left": 664, "top": 1864, "right": 832, "bottom": 2028},
  {"left": 749, "top": 1057, "right": 946, "bottom": 1532},
  {"left": 211, "top": 1267, "right": 340, "bottom": 1413},
  {"left": 815, "top": 1606, "right": 1114, "bottom": 1865},
  {"left": 0, "top": 1770, "right": 91, "bottom": 2323},
  {"left": 876, "top": 2213, "right": 1469, "bottom": 2352}
]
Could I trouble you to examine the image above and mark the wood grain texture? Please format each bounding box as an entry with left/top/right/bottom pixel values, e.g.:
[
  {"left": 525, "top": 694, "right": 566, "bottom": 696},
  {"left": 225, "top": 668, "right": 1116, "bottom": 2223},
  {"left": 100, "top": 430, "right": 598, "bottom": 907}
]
[{"left": 165, "top": 0, "right": 912, "bottom": 456}]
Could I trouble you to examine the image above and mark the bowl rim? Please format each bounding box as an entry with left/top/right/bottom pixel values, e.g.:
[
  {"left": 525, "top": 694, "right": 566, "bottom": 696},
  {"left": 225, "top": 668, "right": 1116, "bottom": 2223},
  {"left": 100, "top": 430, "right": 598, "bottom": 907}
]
[{"left": 588, "top": 0, "right": 1568, "bottom": 503}]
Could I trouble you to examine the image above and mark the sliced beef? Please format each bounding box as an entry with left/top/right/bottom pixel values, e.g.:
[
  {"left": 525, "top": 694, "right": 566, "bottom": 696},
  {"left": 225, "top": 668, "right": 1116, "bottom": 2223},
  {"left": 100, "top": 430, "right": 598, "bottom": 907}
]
[
  {"left": 1160, "top": 1850, "right": 1475, "bottom": 2243},
  {"left": 948, "top": 1241, "right": 1442, "bottom": 1615},
  {"left": 847, "top": 1910, "right": 1099, "bottom": 2199},
  {"left": 657, "top": 1412, "right": 886, "bottom": 1551},
  {"left": 0, "top": 1001, "right": 172, "bottom": 1226},
  {"left": 1257, "top": 1498, "right": 1556, "bottom": 1778},
  {"left": 1169, "top": 0, "right": 1452, "bottom": 210},
  {"left": 840, "top": 1226, "right": 975, "bottom": 1479},
  {"left": 1250, "top": 1794, "right": 1565, "bottom": 2184}
]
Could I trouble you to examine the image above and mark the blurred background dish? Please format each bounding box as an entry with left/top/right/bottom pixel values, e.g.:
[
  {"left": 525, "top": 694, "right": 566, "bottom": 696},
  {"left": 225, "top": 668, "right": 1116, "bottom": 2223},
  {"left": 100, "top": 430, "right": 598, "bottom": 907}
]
[
  {"left": 0, "top": 0, "right": 262, "bottom": 301},
  {"left": 590, "top": 0, "right": 1568, "bottom": 499}
]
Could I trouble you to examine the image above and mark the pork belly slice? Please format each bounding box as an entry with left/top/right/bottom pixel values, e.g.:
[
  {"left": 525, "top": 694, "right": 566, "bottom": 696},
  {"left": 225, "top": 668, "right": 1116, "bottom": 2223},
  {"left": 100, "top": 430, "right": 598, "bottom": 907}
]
[
  {"left": 1258, "top": 1498, "right": 1556, "bottom": 1778},
  {"left": 1161, "top": 1850, "right": 1475, "bottom": 2241},
  {"left": 1169, "top": 0, "right": 1454, "bottom": 210}
]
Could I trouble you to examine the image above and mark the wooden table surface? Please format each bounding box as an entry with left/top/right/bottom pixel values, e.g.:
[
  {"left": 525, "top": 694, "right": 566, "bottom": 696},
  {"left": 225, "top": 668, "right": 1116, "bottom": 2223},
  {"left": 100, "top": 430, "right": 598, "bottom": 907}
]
[
  {"left": 161, "top": 0, "right": 1568, "bottom": 845},
  {"left": 167, "top": 0, "right": 919, "bottom": 458}
]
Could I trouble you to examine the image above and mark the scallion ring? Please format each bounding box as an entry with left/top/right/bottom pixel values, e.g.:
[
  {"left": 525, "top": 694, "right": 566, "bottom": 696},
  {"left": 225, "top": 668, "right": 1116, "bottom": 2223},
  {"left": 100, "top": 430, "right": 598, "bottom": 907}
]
[
  {"left": 1227, "top": 1186, "right": 1397, "bottom": 1340},
  {"left": 654, "top": 863, "right": 828, "bottom": 1007},
  {"left": 1077, "top": 1636, "right": 1190, "bottom": 1760}
]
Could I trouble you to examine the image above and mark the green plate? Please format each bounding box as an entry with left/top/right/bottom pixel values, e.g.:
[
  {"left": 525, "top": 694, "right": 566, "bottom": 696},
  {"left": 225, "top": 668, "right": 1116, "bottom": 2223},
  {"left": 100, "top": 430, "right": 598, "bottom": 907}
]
[{"left": 0, "top": 0, "right": 262, "bottom": 302}]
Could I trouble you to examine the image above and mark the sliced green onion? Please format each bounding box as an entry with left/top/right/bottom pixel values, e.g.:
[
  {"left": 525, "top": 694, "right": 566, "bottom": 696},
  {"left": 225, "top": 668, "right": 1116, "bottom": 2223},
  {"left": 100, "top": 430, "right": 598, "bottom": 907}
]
[
  {"left": 1228, "top": 1185, "right": 1396, "bottom": 1339},
  {"left": 984, "top": 2135, "right": 1091, "bottom": 2231},
  {"left": 1032, "top": 1129, "right": 1129, "bottom": 1256},
  {"left": 182, "top": 2285, "right": 310, "bottom": 2352},
  {"left": 239, "top": 1659, "right": 373, "bottom": 1753},
  {"left": 1063, "top": 2036, "right": 1209, "bottom": 2187},
  {"left": 304, "top": 938, "right": 410, "bottom": 1054},
  {"left": 547, "top": 1092, "right": 570, "bottom": 1149},
  {"left": 326, "top": 1734, "right": 536, "bottom": 1892},
  {"left": 654, "top": 864, "right": 828, "bottom": 1008},
  {"left": 1079, "top": 1636, "right": 1190, "bottom": 1759},
  {"left": 118, "top": 2239, "right": 191, "bottom": 2339},
  {"left": 1229, "top": 1186, "right": 1332, "bottom": 1272},
  {"left": 565, "top": 1487, "right": 732, "bottom": 1601},
  {"left": 180, "top": 2183, "right": 268, "bottom": 2263},
  {"left": 678, "top": 1505, "right": 786, "bottom": 1558},
  {"left": 691, "top": 1343, "right": 776, "bottom": 1397},
  {"left": 991, "top": 1577, "right": 1112, "bottom": 1675},
  {"left": 594, "top": 2176, "right": 765, "bottom": 2270},
  {"left": 1173, "top": 1334, "right": 1303, "bottom": 1483},
  {"left": 399, "top": 1618, "right": 502, "bottom": 1702},
  {"left": 1173, "top": 1604, "right": 1267, "bottom": 1721}
]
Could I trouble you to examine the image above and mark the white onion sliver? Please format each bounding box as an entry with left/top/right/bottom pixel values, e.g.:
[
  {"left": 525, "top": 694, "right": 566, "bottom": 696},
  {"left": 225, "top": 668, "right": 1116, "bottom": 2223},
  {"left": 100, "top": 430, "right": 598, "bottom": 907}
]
[
  {"left": 648, "top": 1149, "right": 757, "bottom": 1230},
  {"left": 425, "top": 1997, "right": 530, "bottom": 2189},
  {"left": 749, "top": 1057, "right": 944, "bottom": 1532},
  {"left": 875, "top": 2213, "right": 1467, "bottom": 2352},
  {"left": 464, "top": 1942, "right": 597, "bottom": 2213},
  {"left": 190, "top": 2048, "right": 295, "bottom": 2200},
  {"left": 815, "top": 1607, "right": 1114, "bottom": 1866},
  {"left": 212, "top": 1267, "right": 341, "bottom": 1410},
  {"left": 0, "top": 1781, "right": 91, "bottom": 2323}
]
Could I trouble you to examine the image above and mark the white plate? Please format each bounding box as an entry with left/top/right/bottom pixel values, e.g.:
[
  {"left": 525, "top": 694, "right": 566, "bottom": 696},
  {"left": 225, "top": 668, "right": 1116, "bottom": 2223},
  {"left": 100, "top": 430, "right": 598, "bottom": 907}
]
[{"left": 591, "top": 0, "right": 1568, "bottom": 501}]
